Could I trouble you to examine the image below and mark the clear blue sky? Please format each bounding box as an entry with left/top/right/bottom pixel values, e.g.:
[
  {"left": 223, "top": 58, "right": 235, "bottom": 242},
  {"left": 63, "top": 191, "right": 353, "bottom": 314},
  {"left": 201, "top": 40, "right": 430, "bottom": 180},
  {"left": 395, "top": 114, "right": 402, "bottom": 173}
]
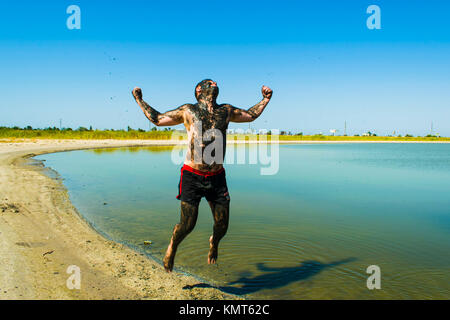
[{"left": 1, "top": 0, "right": 449, "bottom": 136}]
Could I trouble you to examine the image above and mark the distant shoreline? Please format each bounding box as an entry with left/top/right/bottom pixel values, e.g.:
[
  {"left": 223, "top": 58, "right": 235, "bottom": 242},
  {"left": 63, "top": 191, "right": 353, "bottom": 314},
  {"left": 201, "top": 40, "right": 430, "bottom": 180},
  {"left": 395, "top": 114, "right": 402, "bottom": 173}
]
[
  {"left": 1, "top": 138, "right": 450, "bottom": 144},
  {"left": 1, "top": 127, "right": 449, "bottom": 143}
]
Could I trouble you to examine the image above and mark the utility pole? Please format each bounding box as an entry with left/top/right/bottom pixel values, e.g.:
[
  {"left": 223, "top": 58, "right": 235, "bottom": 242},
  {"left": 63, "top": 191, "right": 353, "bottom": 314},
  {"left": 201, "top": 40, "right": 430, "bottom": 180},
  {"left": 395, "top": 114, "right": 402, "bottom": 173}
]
[
  {"left": 344, "top": 121, "right": 347, "bottom": 136},
  {"left": 430, "top": 121, "right": 433, "bottom": 136},
  {"left": 59, "top": 119, "right": 62, "bottom": 130}
]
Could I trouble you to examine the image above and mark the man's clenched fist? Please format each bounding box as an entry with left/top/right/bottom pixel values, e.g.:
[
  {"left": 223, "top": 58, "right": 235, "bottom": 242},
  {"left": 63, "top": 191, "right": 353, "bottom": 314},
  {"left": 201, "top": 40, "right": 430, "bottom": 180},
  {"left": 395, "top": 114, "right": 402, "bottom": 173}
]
[
  {"left": 262, "top": 85, "right": 273, "bottom": 100},
  {"left": 132, "top": 87, "right": 143, "bottom": 100}
]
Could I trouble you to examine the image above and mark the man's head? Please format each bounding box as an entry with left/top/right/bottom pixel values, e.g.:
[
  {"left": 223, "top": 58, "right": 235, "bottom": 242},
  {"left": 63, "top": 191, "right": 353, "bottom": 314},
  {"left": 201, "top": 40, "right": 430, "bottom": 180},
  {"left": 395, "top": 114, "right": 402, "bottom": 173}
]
[{"left": 195, "top": 79, "right": 219, "bottom": 101}]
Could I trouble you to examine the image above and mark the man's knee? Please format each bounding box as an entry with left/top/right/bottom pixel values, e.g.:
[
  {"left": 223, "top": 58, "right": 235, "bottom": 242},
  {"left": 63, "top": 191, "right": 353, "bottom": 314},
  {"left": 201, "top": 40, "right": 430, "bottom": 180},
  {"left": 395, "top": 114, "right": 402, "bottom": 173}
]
[
  {"left": 185, "top": 220, "right": 196, "bottom": 233},
  {"left": 214, "top": 217, "right": 228, "bottom": 233},
  {"left": 175, "top": 220, "right": 196, "bottom": 234},
  {"left": 213, "top": 202, "right": 229, "bottom": 228}
]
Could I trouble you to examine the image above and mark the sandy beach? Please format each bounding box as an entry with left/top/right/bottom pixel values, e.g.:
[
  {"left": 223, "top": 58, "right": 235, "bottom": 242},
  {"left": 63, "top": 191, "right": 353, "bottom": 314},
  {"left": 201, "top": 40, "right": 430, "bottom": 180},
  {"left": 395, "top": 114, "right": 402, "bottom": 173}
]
[{"left": 0, "top": 139, "right": 239, "bottom": 300}]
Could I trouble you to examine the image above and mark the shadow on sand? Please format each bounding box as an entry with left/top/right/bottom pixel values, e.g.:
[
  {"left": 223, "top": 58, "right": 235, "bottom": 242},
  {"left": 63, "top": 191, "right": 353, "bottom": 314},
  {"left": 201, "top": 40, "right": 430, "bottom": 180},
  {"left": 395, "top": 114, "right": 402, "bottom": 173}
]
[{"left": 183, "top": 258, "right": 356, "bottom": 296}]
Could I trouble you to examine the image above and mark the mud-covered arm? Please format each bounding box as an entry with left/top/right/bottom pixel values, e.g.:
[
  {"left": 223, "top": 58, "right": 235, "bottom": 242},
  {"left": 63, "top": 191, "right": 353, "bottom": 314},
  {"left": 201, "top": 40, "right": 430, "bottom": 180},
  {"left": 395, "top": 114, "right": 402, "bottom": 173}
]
[
  {"left": 132, "top": 87, "right": 186, "bottom": 126},
  {"left": 229, "top": 85, "right": 273, "bottom": 123}
]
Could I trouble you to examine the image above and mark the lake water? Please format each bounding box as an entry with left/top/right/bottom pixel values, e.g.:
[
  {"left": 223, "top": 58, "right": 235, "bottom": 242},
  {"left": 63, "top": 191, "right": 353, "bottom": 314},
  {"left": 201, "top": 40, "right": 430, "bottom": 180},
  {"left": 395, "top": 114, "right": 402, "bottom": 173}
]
[{"left": 36, "top": 143, "right": 450, "bottom": 299}]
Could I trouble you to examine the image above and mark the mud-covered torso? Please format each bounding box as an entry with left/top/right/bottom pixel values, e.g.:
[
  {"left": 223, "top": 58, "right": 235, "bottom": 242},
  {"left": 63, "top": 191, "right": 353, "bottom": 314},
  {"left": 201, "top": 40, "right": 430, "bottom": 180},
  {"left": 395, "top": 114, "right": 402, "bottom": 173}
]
[{"left": 184, "top": 103, "right": 230, "bottom": 172}]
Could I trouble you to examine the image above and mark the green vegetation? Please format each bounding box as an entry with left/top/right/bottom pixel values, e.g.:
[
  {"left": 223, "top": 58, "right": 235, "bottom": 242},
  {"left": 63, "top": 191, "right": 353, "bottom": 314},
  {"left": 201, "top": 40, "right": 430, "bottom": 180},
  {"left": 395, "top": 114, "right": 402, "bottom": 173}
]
[
  {"left": 0, "top": 126, "right": 448, "bottom": 142},
  {"left": 0, "top": 126, "right": 176, "bottom": 140},
  {"left": 227, "top": 133, "right": 449, "bottom": 142}
]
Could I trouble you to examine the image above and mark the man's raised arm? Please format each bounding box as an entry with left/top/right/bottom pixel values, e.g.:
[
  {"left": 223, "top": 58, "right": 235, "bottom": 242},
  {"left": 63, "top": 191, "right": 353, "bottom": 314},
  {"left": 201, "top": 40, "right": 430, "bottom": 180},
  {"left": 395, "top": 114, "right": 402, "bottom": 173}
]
[
  {"left": 132, "top": 87, "right": 187, "bottom": 126},
  {"left": 228, "top": 85, "right": 273, "bottom": 123}
]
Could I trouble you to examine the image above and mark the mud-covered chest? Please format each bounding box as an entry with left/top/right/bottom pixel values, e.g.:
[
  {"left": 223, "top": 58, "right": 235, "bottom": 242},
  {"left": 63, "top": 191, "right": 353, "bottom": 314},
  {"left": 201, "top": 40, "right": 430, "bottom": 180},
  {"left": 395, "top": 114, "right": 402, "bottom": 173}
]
[{"left": 188, "top": 106, "right": 229, "bottom": 130}]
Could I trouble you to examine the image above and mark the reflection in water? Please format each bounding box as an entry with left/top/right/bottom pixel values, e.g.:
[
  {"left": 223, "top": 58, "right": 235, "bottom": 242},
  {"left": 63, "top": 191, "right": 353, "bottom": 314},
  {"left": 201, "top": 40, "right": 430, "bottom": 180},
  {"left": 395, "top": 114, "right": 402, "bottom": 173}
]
[
  {"left": 184, "top": 258, "right": 356, "bottom": 296},
  {"left": 89, "top": 146, "right": 177, "bottom": 154}
]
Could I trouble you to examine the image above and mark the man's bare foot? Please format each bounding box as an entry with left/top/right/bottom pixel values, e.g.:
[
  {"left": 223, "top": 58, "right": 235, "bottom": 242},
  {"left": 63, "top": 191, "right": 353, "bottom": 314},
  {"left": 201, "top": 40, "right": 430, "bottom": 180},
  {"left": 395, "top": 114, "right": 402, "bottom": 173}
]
[
  {"left": 163, "top": 244, "right": 175, "bottom": 272},
  {"left": 208, "top": 235, "right": 218, "bottom": 264}
]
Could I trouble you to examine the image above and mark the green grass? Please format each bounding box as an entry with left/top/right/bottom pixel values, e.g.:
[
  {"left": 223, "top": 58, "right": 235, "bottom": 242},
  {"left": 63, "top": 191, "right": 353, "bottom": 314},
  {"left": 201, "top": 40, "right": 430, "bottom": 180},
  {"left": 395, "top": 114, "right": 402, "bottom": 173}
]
[
  {"left": 0, "top": 127, "right": 177, "bottom": 140},
  {"left": 0, "top": 127, "right": 448, "bottom": 142}
]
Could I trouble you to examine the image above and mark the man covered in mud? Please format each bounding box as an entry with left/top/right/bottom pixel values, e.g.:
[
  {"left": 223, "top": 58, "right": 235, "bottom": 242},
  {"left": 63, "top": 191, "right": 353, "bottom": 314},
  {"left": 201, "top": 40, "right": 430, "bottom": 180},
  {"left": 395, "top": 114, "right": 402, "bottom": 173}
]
[{"left": 132, "top": 79, "right": 273, "bottom": 272}]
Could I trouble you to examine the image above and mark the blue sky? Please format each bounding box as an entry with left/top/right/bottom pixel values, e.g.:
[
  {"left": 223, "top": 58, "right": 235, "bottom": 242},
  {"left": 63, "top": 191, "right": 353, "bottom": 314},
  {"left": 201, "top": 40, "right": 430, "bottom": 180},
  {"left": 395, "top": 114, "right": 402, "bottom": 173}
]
[{"left": 1, "top": 0, "right": 449, "bottom": 136}]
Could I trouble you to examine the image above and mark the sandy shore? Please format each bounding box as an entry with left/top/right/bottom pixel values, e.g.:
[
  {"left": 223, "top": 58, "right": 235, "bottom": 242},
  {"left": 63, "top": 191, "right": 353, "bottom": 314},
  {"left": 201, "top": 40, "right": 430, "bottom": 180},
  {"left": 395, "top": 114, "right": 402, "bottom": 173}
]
[{"left": 0, "top": 139, "right": 239, "bottom": 300}]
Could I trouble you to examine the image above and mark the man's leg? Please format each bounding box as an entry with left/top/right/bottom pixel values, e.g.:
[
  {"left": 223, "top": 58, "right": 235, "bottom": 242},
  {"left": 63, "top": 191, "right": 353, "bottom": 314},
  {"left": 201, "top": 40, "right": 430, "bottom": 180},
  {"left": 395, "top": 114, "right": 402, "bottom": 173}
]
[
  {"left": 207, "top": 200, "right": 229, "bottom": 264},
  {"left": 163, "top": 201, "right": 199, "bottom": 272}
]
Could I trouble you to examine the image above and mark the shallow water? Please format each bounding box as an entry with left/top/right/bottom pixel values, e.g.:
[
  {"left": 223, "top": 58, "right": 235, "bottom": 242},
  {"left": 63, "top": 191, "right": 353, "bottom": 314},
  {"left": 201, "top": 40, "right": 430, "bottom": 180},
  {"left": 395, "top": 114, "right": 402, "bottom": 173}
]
[{"left": 36, "top": 143, "right": 450, "bottom": 299}]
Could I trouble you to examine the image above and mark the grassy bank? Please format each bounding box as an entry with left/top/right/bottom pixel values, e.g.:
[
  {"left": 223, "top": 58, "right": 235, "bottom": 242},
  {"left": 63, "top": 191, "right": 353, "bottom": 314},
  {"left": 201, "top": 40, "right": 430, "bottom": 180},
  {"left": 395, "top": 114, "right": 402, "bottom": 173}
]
[
  {"left": 0, "top": 127, "right": 448, "bottom": 142},
  {"left": 0, "top": 127, "right": 175, "bottom": 140}
]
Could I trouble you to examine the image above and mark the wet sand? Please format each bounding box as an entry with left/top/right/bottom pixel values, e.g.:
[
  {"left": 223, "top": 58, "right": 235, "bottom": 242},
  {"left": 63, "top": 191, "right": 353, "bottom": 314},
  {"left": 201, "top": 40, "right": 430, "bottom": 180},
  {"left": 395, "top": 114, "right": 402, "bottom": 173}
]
[{"left": 0, "top": 139, "right": 238, "bottom": 300}]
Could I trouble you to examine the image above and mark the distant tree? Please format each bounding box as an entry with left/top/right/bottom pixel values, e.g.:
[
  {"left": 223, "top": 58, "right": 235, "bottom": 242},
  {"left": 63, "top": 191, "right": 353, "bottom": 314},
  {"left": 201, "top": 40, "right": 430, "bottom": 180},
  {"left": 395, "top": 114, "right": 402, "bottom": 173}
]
[
  {"left": 25, "top": 126, "right": 33, "bottom": 130},
  {"left": 151, "top": 127, "right": 157, "bottom": 131},
  {"left": 296, "top": 132, "right": 303, "bottom": 136},
  {"left": 405, "top": 134, "right": 413, "bottom": 137}
]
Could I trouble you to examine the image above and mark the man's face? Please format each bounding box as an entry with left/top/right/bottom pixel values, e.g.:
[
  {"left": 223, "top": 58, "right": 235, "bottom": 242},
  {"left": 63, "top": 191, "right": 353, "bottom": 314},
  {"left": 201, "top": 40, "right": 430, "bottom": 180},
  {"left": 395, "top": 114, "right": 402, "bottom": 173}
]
[{"left": 196, "top": 79, "right": 219, "bottom": 101}]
